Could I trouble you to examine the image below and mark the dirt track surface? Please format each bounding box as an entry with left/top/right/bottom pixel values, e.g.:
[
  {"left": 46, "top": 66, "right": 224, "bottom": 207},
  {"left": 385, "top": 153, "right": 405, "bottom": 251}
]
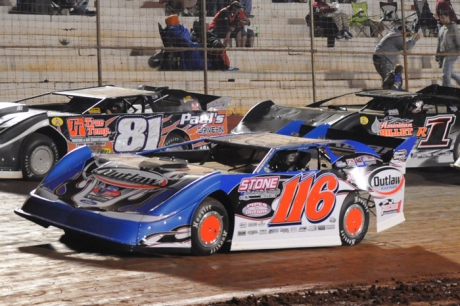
[{"left": 2, "top": 167, "right": 460, "bottom": 306}]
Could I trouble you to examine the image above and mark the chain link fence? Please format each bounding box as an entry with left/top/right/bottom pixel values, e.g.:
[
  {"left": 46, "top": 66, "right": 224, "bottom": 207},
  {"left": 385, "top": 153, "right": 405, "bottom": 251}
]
[{"left": 0, "top": 0, "right": 451, "bottom": 115}]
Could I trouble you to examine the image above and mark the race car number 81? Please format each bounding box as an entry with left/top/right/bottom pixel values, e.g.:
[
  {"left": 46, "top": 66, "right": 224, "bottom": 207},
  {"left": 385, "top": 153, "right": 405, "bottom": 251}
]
[{"left": 113, "top": 116, "right": 162, "bottom": 152}]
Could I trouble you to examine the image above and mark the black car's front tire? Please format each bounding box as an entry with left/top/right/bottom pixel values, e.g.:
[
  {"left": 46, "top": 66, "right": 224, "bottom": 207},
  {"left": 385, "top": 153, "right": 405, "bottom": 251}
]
[
  {"left": 339, "top": 193, "right": 370, "bottom": 246},
  {"left": 191, "top": 198, "right": 229, "bottom": 256},
  {"left": 20, "top": 133, "right": 60, "bottom": 181}
]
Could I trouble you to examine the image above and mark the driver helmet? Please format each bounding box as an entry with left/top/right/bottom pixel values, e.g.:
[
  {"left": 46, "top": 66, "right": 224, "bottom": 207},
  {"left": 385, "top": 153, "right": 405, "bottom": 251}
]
[
  {"left": 409, "top": 100, "right": 424, "bottom": 114},
  {"left": 108, "top": 101, "right": 123, "bottom": 113},
  {"left": 281, "top": 150, "right": 299, "bottom": 169}
]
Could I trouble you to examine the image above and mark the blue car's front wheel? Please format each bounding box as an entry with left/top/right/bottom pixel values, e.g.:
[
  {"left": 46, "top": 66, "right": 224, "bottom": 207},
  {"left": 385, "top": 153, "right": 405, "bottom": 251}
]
[{"left": 191, "top": 197, "right": 229, "bottom": 256}]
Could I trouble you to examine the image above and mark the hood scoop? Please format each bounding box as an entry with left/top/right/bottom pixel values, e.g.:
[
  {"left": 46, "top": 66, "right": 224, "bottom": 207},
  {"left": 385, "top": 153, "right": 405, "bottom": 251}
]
[{"left": 139, "top": 157, "right": 189, "bottom": 171}]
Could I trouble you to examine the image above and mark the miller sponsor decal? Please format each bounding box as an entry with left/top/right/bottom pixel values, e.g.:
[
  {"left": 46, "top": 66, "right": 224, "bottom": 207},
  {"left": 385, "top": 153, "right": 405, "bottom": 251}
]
[{"left": 242, "top": 202, "right": 272, "bottom": 217}]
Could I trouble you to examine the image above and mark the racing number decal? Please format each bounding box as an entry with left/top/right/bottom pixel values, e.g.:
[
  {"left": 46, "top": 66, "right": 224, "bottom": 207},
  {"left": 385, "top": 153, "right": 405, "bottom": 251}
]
[
  {"left": 418, "top": 115, "right": 455, "bottom": 149},
  {"left": 270, "top": 173, "right": 338, "bottom": 225},
  {"left": 113, "top": 116, "right": 162, "bottom": 152}
]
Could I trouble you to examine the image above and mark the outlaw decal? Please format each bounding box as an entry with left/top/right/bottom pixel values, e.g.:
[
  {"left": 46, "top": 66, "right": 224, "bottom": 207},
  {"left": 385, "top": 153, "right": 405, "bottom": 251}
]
[
  {"left": 367, "top": 167, "right": 404, "bottom": 196},
  {"left": 270, "top": 173, "right": 338, "bottom": 226},
  {"left": 242, "top": 202, "right": 272, "bottom": 217},
  {"left": 93, "top": 167, "right": 167, "bottom": 189}
]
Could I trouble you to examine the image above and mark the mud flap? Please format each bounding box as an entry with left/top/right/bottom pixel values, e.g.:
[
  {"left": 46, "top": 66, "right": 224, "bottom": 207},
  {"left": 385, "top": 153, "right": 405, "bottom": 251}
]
[{"left": 369, "top": 137, "right": 416, "bottom": 232}]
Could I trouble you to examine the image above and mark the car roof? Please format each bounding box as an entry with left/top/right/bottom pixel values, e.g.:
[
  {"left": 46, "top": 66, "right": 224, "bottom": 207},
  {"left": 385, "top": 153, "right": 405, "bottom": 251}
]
[
  {"left": 52, "top": 86, "right": 157, "bottom": 99},
  {"left": 212, "top": 133, "right": 328, "bottom": 149},
  {"left": 356, "top": 89, "right": 418, "bottom": 98}
]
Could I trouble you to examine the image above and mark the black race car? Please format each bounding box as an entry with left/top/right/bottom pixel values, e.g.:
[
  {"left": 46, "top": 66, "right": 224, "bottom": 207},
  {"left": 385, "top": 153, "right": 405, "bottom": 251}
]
[
  {"left": 233, "top": 85, "right": 460, "bottom": 168},
  {"left": 1, "top": 85, "right": 230, "bottom": 180}
]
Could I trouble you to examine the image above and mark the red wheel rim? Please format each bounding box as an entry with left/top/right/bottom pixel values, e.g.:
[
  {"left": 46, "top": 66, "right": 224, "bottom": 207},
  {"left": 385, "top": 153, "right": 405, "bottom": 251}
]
[
  {"left": 345, "top": 206, "right": 364, "bottom": 237},
  {"left": 199, "top": 214, "right": 222, "bottom": 244}
]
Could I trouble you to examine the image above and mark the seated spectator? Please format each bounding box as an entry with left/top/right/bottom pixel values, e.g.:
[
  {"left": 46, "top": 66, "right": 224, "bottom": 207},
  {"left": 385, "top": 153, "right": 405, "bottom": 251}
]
[
  {"left": 190, "top": 20, "right": 233, "bottom": 70},
  {"left": 163, "top": 14, "right": 206, "bottom": 70},
  {"left": 160, "top": 0, "right": 197, "bottom": 16},
  {"left": 313, "top": 0, "right": 353, "bottom": 40},
  {"left": 232, "top": 10, "right": 254, "bottom": 47},
  {"left": 208, "top": 1, "right": 245, "bottom": 47}
]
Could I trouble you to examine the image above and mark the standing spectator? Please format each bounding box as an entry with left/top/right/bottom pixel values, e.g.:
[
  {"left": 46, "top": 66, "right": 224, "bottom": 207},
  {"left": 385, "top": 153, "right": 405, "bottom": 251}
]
[
  {"left": 373, "top": 23, "right": 421, "bottom": 82},
  {"left": 436, "top": 0, "right": 458, "bottom": 31},
  {"left": 313, "top": 0, "right": 352, "bottom": 40},
  {"left": 208, "top": 1, "right": 244, "bottom": 47},
  {"left": 240, "top": 0, "right": 252, "bottom": 16},
  {"left": 207, "top": 0, "right": 225, "bottom": 17},
  {"left": 160, "top": 0, "right": 197, "bottom": 16},
  {"left": 437, "top": 12, "right": 460, "bottom": 87},
  {"left": 382, "top": 64, "right": 404, "bottom": 90}
]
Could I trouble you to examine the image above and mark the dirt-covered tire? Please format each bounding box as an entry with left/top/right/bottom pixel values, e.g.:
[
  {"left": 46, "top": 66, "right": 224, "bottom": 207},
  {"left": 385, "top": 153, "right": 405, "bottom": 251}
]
[
  {"left": 20, "top": 133, "right": 60, "bottom": 181},
  {"left": 339, "top": 193, "right": 370, "bottom": 246},
  {"left": 191, "top": 198, "right": 229, "bottom": 256},
  {"left": 453, "top": 134, "right": 460, "bottom": 162},
  {"left": 163, "top": 133, "right": 189, "bottom": 150}
]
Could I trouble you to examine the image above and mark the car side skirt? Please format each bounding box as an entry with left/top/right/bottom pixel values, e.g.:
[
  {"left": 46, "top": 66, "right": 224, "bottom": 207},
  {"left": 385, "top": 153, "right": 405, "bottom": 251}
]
[{"left": 230, "top": 236, "right": 341, "bottom": 251}]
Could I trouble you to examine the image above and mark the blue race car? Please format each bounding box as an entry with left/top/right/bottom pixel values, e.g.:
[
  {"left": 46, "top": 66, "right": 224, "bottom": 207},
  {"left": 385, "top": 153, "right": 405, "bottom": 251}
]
[{"left": 15, "top": 125, "right": 415, "bottom": 256}]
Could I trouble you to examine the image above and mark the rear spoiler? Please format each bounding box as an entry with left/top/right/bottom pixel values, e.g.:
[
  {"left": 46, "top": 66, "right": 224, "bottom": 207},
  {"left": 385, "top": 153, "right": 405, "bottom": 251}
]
[{"left": 276, "top": 122, "right": 410, "bottom": 163}]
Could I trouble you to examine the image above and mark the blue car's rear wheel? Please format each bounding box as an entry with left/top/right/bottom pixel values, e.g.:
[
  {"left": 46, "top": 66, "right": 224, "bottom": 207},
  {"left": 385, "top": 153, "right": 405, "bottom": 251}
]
[
  {"left": 20, "top": 133, "right": 60, "bottom": 181},
  {"left": 191, "top": 198, "right": 229, "bottom": 256}
]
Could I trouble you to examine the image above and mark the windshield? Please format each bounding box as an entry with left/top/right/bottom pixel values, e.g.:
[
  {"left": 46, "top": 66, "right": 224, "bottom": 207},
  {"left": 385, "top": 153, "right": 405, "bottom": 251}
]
[{"left": 199, "top": 143, "right": 270, "bottom": 173}]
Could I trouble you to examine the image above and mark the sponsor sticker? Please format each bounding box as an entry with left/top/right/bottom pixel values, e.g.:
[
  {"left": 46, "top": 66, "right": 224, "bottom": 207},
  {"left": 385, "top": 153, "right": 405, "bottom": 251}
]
[
  {"left": 368, "top": 167, "right": 404, "bottom": 196},
  {"left": 378, "top": 199, "right": 402, "bottom": 216},
  {"left": 360, "top": 116, "right": 369, "bottom": 125},
  {"left": 51, "top": 117, "right": 64, "bottom": 127},
  {"left": 242, "top": 202, "right": 272, "bottom": 217}
]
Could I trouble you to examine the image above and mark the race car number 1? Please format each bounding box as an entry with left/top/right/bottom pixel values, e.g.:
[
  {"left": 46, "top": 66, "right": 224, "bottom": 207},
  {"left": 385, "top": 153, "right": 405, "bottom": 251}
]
[{"left": 113, "top": 116, "right": 162, "bottom": 152}]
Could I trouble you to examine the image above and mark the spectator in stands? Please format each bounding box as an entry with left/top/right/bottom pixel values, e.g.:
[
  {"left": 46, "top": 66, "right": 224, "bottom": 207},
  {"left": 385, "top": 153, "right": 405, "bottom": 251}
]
[
  {"left": 436, "top": 0, "right": 458, "bottom": 31},
  {"left": 208, "top": 1, "right": 245, "bottom": 47},
  {"left": 382, "top": 64, "right": 404, "bottom": 90},
  {"left": 240, "top": 0, "right": 253, "bottom": 17},
  {"left": 160, "top": 0, "right": 197, "bottom": 16},
  {"left": 313, "top": 0, "right": 352, "bottom": 40},
  {"left": 232, "top": 9, "right": 254, "bottom": 47},
  {"left": 207, "top": 0, "right": 225, "bottom": 17},
  {"left": 437, "top": 12, "right": 460, "bottom": 87},
  {"left": 373, "top": 22, "right": 421, "bottom": 82}
]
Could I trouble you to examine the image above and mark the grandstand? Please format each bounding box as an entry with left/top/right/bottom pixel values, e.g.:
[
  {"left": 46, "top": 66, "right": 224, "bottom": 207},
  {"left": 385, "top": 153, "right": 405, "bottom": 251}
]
[{"left": 0, "top": 0, "right": 456, "bottom": 115}]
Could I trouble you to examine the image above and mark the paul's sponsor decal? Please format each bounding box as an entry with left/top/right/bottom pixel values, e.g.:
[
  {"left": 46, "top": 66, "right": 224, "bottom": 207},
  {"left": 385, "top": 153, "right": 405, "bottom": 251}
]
[
  {"left": 368, "top": 167, "right": 404, "bottom": 196},
  {"left": 242, "top": 202, "right": 272, "bottom": 217},
  {"left": 179, "top": 112, "right": 225, "bottom": 125}
]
